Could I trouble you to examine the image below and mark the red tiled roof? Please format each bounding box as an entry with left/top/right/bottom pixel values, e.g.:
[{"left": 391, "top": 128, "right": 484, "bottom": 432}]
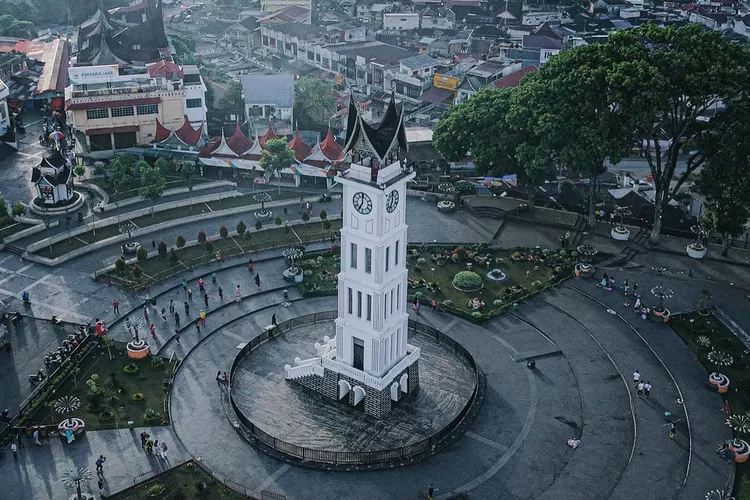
[
  {"left": 259, "top": 122, "right": 277, "bottom": 148},
  {"left": 493, "top": 66, "right": 537, "bottom": 89},
  {"left": 288, "top": 128, "right": 311, "bottom": 161},
  {"left": 148, "top": 60, "right": 183, "bottom": 79},
  {"left": 66, "top": 97, "right": 161, "bottom": 111},
  {"left": 199, "top": 136, "right": 221, "bottom": 157},
  {"left": 227, "top": 123, "right": 254, "bottom": 155},
  {"left": 86, "top": 125, "right": 139, "bottom": 136},
  {"left": 175, "top": 116, "right": 203, "bottom": 145},
  {"left": 153, "top": 118, "right": 171, "bottom": 142},
  {"left": 320, "top": 128, "right": 343, "bottom": 161}
]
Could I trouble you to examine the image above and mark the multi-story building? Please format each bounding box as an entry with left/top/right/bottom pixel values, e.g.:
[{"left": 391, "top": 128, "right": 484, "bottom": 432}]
[
  {"left": 241, "top": 74, "right": 294, "bottom": 136},
  {"left": 65, "top": 62, "right": 207, "bottom": 153},
  {"left": 262, "top": 0, "right": 312, "bottom": 13},
  {"left": 0, "top": 78, "right": 12, "bottom": 147},
  {"left": 383, "top": 13, "right": 421, "bottom": 30}
]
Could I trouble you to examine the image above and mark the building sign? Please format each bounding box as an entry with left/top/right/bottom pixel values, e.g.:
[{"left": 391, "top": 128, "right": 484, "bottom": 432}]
[
  {"left": 433, "top": 74, "right": 459, "bottom": 92},
  {"left": 68, "top": 65, "right": 120, "bottom": 85}
]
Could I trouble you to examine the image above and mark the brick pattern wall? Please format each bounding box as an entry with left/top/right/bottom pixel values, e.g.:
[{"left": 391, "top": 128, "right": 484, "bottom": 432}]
[{"left": 287, "top": 361, "right": 421, "bottom": 419}]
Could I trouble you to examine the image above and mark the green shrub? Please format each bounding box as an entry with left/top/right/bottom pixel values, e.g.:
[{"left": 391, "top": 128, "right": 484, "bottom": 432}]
[
  {"left": 275, "top": 216, "right": 282, "bottom": 225},
  {"left": 132, "top": 265, "right": 143, "bottom": 279},
  {"left": 176, "top": 235, "right": 186, "bottom": 248},
  {"left": 146, "top": 483, "right": 166, "bottom": 497},
  {"left": 301, "top": 211, "right": 310, "bottom": 223},
  {"left": 243, "top": 230, "right": 252, "bottom": 241},
  {"left": 136, "top": 246, "right": 148, "bottom": 263},
  {"left": 452, "top": 271, "right": 483, "bottom": 291},
  {"left": 151, "top": 356, "right": 164, "bottom": 368},
  {"left": 115, "top": 257, "right": 128, "bottom": 275},
  {"left": 123, "top": 363, "right": 139, "bottom": 374},
  {"left": 157, "top": 241, "right": 167, "bottom": 258},
  {"left": 255, "top": 220, "right": 262, "bottom": 230},
  {"left": 205, "top": 240, "right": 213, "bottom": 253},
  {"left": 236, "top": 220, "right": 246, "bottom": 236},
  {"left": 219, "top": 225, "right": 229, "bottom": 239},
  {"left": 143, "top": 408, "right": 161, "bottom": 423},
  {"left": 11, "top": 202, "right": 26, "bottom": 217},
  {"left": 198, "top": 231, "right": 206, "bottom": 244},
  {"left": 169, "top": 248, "right": 178, "bottom": 263}
]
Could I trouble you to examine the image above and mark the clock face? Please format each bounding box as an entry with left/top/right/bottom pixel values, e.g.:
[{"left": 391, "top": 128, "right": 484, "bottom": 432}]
[
  {"left": 386, "top": 190, "right": 399, "bottom": 213},
  {"left": 352, "top": 192, "right": 372, "bottom": 215}
]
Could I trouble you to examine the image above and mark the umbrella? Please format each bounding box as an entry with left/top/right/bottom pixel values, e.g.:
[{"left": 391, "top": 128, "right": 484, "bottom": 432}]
[{"left": 48, "top": 131, "right": 64, "bottom": 141}]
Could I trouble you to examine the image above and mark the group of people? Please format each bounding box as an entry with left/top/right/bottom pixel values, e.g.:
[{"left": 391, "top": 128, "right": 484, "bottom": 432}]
[
  {"left": 139, "top": 432, "right": 169, "bottom": 459},
  {"left": 632, "top": 370, "right": 653, "bottom": 399},
  {"left": 597, "top": 273, "right": 656, "bottom": 319}
]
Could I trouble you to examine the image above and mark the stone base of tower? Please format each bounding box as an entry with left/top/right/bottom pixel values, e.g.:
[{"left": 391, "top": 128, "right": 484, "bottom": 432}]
[{"left": 288, "top": 360, "right": 420, "bottom": 419}]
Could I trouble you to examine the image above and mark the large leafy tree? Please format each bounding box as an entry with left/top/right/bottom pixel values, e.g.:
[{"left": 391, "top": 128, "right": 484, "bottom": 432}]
[
  {"left": 508, "top": 44, "right": 634, "bottom": 227},
  {"left": 215, "top": 82, "right": 244, "bottom": 122},
  {"left": 138, "top": 161, "right": 166, "bottom": 218},
  {"left": 694, "top": 102, "right": 750, "bottom": 256},
  {"left": 0, "top": 14, "right": 36, "bottom": 39},
  {"left": 260, "top": 138, "right": 296, "bottom": 183},
  {"left": 434, "top": 88, "right": 549, "bottom": 211},
  {"left": 294, "top": 77, "right": 336, "bottom": 130},
  {"left": 604, "top": 24, "right": 750, "bottom": 244},
  {"left": 179, "top": 161, "right": 198, "bottom": 213}
]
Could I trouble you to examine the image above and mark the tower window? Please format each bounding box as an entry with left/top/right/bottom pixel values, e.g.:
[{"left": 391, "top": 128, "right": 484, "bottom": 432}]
[
  {"left": 365, "top": 248, "right": 372, "bottom": 274},
  {"left": 384, "top": 293, "right": 388, "bottom": 320},
  {"left": 395, "top": 240, "right": 399, "bottom": 266},
  {"left": 391, "top": 289, "right": 394, "bottom": 314},
  {"left": 367, "top": 294, "right": 372, "bottom": 321},
  {"left": 385, "top": 246, "right": 390, "bottom": 272},
  {"left": 348, "top": 287, "right": 353, "bottom": 314},
  {"left": 350, "top": 243, "right": 357, "bottom": 269},
  {"left": 357, "top": 291, "right": 362, "bottom": 318},
  {"left": 397, "top": 284, "right": 400, "bottom": 309}
]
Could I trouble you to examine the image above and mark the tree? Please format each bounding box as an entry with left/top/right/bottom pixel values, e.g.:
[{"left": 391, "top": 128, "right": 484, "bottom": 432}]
[
  {"left": 294, "top": 77, "right": 336, "bottom": 130},
  {"left": 319, "top": 208, "right": 327, "bottom": 229},
  {"left": 157, "top": 241, "right": 167, "bottom": 258},
  {"left": 434, "top": 88, "right": 550, "bottom": 211},
  {"left": 73, "top": 164, "right": 86, "bottom": 181},
  {"left": 11, "top": 202, "right": 25, "bottom": 217},
  {"left": 236, "top": 220, "right": 246, "bottom": 236},
  {"left": 198, "top": 231, "right": 207, "bottom": 244},
  {"left": 138, "top": 161, "right": 166, "bottom": 218},
  {"left": 301, "top": 211, "right": 310, "bottom": 224},
  {"left": 508, "top": 44, "right": 634, "bottom": 226},
  {"left": 176, "top": 235, "right": 186, "bottom": 249},
  {"left": 0, "top": 14, "right": 37, "bottom": 39},
  {"left": 61, "top": 467, "right": 92, "bottom": 500},
  {"left": 108, "top": 156, "right": 135, "bottom": 223},
  {"left": 180, "top": 161, "right": 198, "bottom": 213},
  {"left": 215, "top": 81, "right": 244, "bottom": 121},
  {"left": 136, "top": 246, "right": 148, "bottom": 263},
  {"left": 694, "top": 101, "right": 750, "bottom": 256},
  {"left": 259, "top": 138, "right": 296, "bottom": 187},
  {"left": 219, "top": 225, "right": 229, "bottom": 239},
  {"left": 602, "top": 24, "right": 750, "bottom": 244},
  {"left": 205, "top": 240, "right": 214, "bottom": 253}
]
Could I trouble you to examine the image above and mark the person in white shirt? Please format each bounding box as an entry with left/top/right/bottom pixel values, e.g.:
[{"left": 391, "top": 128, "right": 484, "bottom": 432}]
[
  {"left": 637, "top": 381, "right": 644, "bottom": 398},
  {"left": 644, "top": 382, "right": 652, "bottom": 398},
  {"left": 633, "top": 370, "right": 641, "bottom": 387}
]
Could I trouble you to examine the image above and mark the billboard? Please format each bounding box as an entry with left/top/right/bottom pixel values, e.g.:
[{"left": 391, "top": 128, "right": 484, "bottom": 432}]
[
  {"left": 68, "top": 65, "right": 120, "bottom": 85},
  {"left": 433, "top": 74, "right": 459, "bottom": 92}
]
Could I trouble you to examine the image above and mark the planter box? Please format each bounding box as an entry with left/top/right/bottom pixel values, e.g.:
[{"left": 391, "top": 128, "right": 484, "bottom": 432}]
[
  {"left": 611, "top": 227, "right": 630, "bottom": 241},
  {"left": 686, "top": 244, "right": 706, "bottom": 259}
]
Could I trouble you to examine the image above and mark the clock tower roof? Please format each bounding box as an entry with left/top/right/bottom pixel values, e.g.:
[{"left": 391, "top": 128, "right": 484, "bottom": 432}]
[{"left": 343, "top": 94, "right": 408, "bottom": 163}]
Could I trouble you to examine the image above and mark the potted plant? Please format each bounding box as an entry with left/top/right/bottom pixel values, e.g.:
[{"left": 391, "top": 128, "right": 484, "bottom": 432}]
[
  {"left": 726, "top": 413, "right": 750, "bottom": 463},
  {"left": 649, "top": 285, "right": 673, "bottom": 323},
  {"left": 611, "top": 206, "right": 631, "bottom": 241},
  {"left": 282, "top": 247, "right": 305, "bottom": 281},
  {"left": 707, "top": 350, "right": 732, "bottom": 393},
  {"left": 687, "top": 223, "right": 708, "bottom": 259}
]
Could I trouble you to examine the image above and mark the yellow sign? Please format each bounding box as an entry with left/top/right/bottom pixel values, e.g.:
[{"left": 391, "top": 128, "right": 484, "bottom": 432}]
[{"left": 433, "top": 74, "right": 458, "bottom": 92}]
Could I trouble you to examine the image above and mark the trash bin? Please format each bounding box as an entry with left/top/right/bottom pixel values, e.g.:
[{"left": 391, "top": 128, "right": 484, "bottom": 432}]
[{"left": 77, "top": 212, "right": 83, "bottom": 222}]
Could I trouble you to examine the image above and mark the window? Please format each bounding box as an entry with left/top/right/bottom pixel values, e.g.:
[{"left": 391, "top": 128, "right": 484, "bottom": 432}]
[
  {"left": 384, "top": 293, "right": 387, "bottom": 320},
  {"left": 357, "top": 291, "right": 362, "bottom": 318},
  {"left": 136, "top": 104, "right": 158, "bottom": 115},
  {"left": 385, "top": 246, "right": 390, "bottom": 272},
  {"left": 395, "top": 240, "right": 399, "bottom": 266},
  {"left": 390, "top": 289, "right": 394, "bottom": 315},
  {"left": 350, "top": 243, "right": 357, "bottom": 269},
  {"left": 186, "top": 98, "right": 202, "bottom": 109},
  {"left": 315, "top": 53, "right": 321, "bottom": 62},
  {"left": 111, "top": 106, "right": 134, "bottom": 117},
  {"left": 348, "top": 288, "right": 353, "bottom": 314},
  {"left": 365, "top": 248, "right": 372, "bottom": 274},
  {"left": 86, "top": 108, "right": 109, "bottom": 120},
  {"left": 366, "top": 294, "right": 372, "bottom": 321},
  {"left": 397, "top": 284, "right": 400, "bottom": 309},
  {"left": 307, "top": 50, "right": 314, "bottom": 60}
]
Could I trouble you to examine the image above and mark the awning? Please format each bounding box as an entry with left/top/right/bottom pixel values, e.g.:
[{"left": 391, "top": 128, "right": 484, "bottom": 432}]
[
  {"left": 292, "top": 164, "right": 329, "bottom": 178},
  {"left": 199, "top": 157, "right": 264, "bottom": 171},
  {"left": 67, "top": 97, "right": 160, "bottom": 111},
  {"left": 419, "top": 87, "right": 454, "bottom": 104},
  {"left": 86, "top": 125, "right": 139, "bottom": 136}
]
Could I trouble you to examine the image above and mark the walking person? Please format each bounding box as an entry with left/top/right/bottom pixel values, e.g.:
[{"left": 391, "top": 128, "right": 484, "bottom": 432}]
[
  {"left": 414, "top": 299, "right": 421, "bottom": 315},
  {"left": 198, "top": 278, "right": 205, "bottom": 293},
  {"left": 637, "top": 381, "right": 644, "bottom": 398},
  {"left": 174, "top": 312, "right": 180, "bottom": 327},
  {"left": 199, "top": 310, "right": 206, "bottom": 326},
  {"left": 624, "top": 279, "right": 629, "bottom": 296},
  {"left": 669, "top": 422, "right": 676, "bottom": 439},
  {"left": 428, "top": 484, "right": 436, "bottom": 500},
  {"left": 169, "top": 299, "right": 175, "bottom": 316},
  {"left": 633, "top": 282, "right": 639, "bottom": 297},
  {"left": 633, "top": 370, "right": 641, "bottom": 388},
  {"left": 203, "top": 292, "right": 209, "bottom": 308},
  {"left": 218, "top": 286, "right": 223, "bottom": 301},
  {"left": 5, "top": 341, "right": 11, "bottom": 354},
  {"left": 95, "top": 455, "right": 106, "bottom": 474},
  {"left": 184, "top": 301, "right": 190, "bottom": 316},
  {"left": 235, "top": 285, "right": 242, "bottom": 303},
  {"left": 154, "top": 440, "right": 161, "bottom": 459},
  {"left": 11, "top": 442, "right": 17, "bottom": 459},
  {"left": 194, "top": 319, "right": 201, "bottom": 334},
  {"left": 644, "top": 381, "right": 651, "bottom": 398},
  {"left": 216, "top": 370, "right": 222, "bottom": 386},
  {"left": 140, "top": 431, "right": 149, "bottom": 449},
  {"left": 112, "top": 299, "right": 119, "bottom": 314},
  {"left": 143, "top": 305, "right": 149, "bottom": 323},
  {"left": 182, "top": 279, "right": 187, "bottom": 292},
  {"left": 161, "top": 308, "right": 168, "bottom": 323},
  {"left": 33, "top": 428, "right": 41, "bottom": 446},
  {"left": 174, "top": 330, "right": 181, "bottom": 345},
  {"left": 633, "top": 297, "right": 642, "bottom": 312},
  {"left": 187, "top": 288, "right": 193, "bottom": 302},
  {"left": 254, "top": 273, "right": 261, "bottom": 290},
  {"left": 271, "top": 313, "right": 277, "bottom": 327},
  {"left": 160, "top": 441, "right": 168, "bottom": 460},
  {"left": 150, "top": 323, "right": 156, "bottom": 339}
]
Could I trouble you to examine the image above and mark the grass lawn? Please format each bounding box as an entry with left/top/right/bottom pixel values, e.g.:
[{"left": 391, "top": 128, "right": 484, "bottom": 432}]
[
  {"left": 298, "top": 244, "right": 582, "bottom": 320},
  {"left": 34, "top": 191, "right": 301, "bottom": 259},
  {"left": 30, "top": 345, "right": 175, "bottom": 430},
  {"left": 0, "top": 221, "right": 32, "bottom": 242},
  {"left": 88, "top": 176, "right": 210, "bottom": 201},
  {"left": 110, "top": 461, "right": 247, "bottom": 500},
  {"left": 670, "top": 311, "right": 750, "bottom": 498},
  {"left": 102, "top": 219, "right": 343, "bottom": 290}
]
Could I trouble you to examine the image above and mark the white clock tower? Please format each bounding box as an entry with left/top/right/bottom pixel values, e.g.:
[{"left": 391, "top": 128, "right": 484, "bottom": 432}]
[{"left": 285, "top": 96, "right": 420, "bottom": 418}]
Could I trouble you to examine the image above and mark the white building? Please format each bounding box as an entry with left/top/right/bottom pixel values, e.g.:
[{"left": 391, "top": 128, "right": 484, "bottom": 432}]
[
  {"left": 383, "top": 13, "right": 421, "bottom": 30},
  {"left": 522, "top": 11, "right": 565, "bottom": 25},
  {"left": 285, "top": 97, "right": 419, "bottom": 418},
  {"left": 240, "top": 74, "right": 294, "bottom": 136},
  {"left": 0, "top": 79, "right": 10, "bottom": 141}
]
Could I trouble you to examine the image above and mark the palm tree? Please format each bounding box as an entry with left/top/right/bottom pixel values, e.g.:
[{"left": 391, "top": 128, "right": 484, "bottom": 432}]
[
  {"left": 708, "top": 350, "right": 734, "bottom": 375},
  {"left": 61, "top": 467, "right": 92, "bottom": 500},
  {"left": 54, "top": 395, "right": 81, "bottom": 425}
]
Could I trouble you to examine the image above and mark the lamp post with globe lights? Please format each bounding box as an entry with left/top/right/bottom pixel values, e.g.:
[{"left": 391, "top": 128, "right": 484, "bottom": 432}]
[{"left": 649, "top": 285, "right": 673, "bottom": 323}]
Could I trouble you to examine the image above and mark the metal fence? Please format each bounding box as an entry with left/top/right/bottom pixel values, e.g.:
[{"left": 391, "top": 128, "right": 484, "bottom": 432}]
[{"left": 228, "top": 311, "right": 480, "bottom": 466}]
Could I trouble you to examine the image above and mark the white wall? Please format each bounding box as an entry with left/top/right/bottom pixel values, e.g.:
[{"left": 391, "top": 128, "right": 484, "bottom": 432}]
[{"left": 383, "top": 13, "right": 420, "bottom": 30}]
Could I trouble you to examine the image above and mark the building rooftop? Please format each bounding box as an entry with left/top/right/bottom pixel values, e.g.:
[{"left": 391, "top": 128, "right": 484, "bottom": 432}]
[
  {"left": 493, "top": 65, "right": 536, "bottom": 88},
  {"left": 523, "top": 34, "right": 564, "bottom": 50},
  {"left": 335, "top": 42, "right": 414, "bottom": 65},
  {"left": 241, "top": 74, "right": 295, "bottom": 108},
  {"left": 265, "top": 22, "right": 326, "bottom": 39},
  {"left": 400, "top": 54, "right": 439, "bottom": 70},
  {"left": 467, "top": 58, "right": 513, "bottom": 78}
]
